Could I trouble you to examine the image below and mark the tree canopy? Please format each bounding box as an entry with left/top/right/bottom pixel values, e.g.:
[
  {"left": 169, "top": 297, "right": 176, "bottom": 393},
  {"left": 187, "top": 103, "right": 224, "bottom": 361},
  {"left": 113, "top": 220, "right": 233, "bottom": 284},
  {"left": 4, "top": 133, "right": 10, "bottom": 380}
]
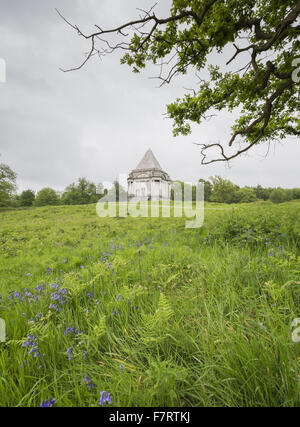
[
  {"left": 20, "top": 189, "right": 35, "bottom": 207},
  {"left": 61, "top": 177, "right": 100, "bottom": 205},
  {"left": 35, "top": 188, "right": 60, "bottom": 207},
  {"left": 59, "top": 0, "right": 300, "bottom": 164},
  {"left": 0, "top": 163, "right": 17, "bottom": 207}
]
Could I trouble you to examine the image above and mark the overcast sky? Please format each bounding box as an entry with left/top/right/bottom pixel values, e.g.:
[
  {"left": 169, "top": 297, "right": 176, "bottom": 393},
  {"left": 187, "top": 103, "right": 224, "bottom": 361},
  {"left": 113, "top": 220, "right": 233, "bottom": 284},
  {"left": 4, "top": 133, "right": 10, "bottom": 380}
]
[{"left": 1, "top": 0, "right": 299, "bottom": 193}]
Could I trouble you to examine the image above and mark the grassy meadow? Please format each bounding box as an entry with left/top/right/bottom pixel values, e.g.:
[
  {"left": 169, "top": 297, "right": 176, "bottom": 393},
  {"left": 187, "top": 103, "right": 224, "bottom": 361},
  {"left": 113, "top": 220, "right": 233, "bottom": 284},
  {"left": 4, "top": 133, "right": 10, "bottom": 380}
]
[{"left": 0, "top": 201, "right": 299, "bottom": 406}]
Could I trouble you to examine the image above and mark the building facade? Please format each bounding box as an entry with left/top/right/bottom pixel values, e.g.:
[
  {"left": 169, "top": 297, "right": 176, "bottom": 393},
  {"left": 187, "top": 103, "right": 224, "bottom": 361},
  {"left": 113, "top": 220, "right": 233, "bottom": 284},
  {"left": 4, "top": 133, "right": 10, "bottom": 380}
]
[{"left": 127, "top": 149, "right": 171, "bottom": 201}]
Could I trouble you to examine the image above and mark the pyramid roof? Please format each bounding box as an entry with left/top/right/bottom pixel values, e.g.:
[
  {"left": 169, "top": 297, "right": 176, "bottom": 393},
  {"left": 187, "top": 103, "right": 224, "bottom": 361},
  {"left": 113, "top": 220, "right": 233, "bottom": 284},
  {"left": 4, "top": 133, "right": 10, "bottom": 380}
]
[{"left": 134, "top": 149, "right": 163, "bottom": 171}]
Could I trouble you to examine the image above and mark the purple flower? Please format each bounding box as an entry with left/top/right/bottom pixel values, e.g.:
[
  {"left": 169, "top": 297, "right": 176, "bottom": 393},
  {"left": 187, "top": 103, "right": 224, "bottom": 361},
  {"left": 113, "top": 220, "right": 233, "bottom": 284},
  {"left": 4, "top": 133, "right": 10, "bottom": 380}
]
[
  {"left": 23, "top": 334, "right": 40, "bottom": 357},
  {"left": 64, "top": 326, "right": 81, "bottom": 337},
  {"left": 36, "top": 284, "right": 46, "bottom": 293},
  {"left": 83, "top": 376, "right": 96, "bottom": 389},
  {"left": 66, "top": 347, "right": 73, "bottom": 360},
  {"left": 99, "top": 391, "right": 112, "bottom": 407},
  {"left": 50, "top": 287, "right": 68, "bottom": 308},
  {"left": 85, "top": 292, "right": 94, "bottom": 301},
  {"left": 41, "top": 398, "right": 56, "bottom": 407}
]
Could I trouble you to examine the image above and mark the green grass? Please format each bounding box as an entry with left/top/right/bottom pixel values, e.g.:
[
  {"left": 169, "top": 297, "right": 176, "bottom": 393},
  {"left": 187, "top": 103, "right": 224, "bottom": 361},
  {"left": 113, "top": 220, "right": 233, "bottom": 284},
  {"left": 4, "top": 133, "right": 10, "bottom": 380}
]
[{"left": 0, "top": 201, "right": 299, "bottom": 406}]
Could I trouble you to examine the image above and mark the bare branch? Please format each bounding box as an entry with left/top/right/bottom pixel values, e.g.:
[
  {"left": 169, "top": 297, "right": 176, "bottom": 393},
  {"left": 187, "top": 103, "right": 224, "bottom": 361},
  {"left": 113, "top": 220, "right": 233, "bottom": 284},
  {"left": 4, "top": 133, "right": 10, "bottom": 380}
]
[{"left": 57, "top": 1, "right": 300, "bottom": 164}]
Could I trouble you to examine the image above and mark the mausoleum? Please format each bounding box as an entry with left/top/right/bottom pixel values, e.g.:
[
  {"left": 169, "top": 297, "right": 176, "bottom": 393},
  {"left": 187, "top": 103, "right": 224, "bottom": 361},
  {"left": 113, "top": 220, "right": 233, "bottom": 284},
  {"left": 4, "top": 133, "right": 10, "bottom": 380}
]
[{"left": 127, "top": 149, "right": 171, "bottom": 201}]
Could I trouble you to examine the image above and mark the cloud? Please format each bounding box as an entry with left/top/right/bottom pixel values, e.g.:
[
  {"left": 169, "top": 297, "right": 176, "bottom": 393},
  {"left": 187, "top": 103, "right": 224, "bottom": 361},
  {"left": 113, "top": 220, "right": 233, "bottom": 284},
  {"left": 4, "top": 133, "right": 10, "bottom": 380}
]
[{"left": 0, "top": 0, "right": 299, "bottom": 193}]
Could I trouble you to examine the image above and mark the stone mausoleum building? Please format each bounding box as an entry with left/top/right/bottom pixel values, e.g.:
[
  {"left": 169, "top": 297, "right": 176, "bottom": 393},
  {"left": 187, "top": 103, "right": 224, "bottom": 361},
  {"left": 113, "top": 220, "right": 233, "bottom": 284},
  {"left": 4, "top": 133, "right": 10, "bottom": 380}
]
[{"left": 127, "top": 149, "right": 171, "bottom": 201}]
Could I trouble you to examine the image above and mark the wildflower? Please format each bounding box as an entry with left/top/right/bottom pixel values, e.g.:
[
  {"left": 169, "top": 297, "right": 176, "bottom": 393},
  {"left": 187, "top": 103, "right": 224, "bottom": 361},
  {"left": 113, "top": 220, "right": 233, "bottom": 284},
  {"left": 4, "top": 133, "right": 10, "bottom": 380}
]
[
  {"left": 83, "top": 350, "right": 87, "bottom": 360},
  {"left": 66, "top": 347, "right": 73, "bottom": 360},
  {"left": 46, "top": 268, "right": 52, "bottom": 275},
  {"left": 268, "top": 252, "right": 274, "bottom": 257},
  {"left": 50, "top": 287, "right": 68, "bottom": 308},
  {"left": 41, "top": 398, "right": 56, "bottom": 407},
  {"left": 64, "top": 326, "right": 73, "bottom": 336},
  {"left": 85, "top": 292, "right": 94, "bottom": 301},
  {"left": 36, "top": 284, "right": 46, "bottom": 293},
  {"left": 49, "top": 304, "right": 59, "bottom": 312},
  {"left": 23, "top": 334, "right": 37, "bottom": 347},
  {"left": 83, "top": 376, "right": 96, "bottom": 389},
  {"left": 64, "top": 326, "right": 81, "bottom": 337},
  {"left": 259, "top": 322, "right": 267, "bottom": 330},
  {"left": 23, "top": 334, "right": 39, "bottom": 358},
  {"left": 99, "top": 391, "right": 112, "bottom": 407}
]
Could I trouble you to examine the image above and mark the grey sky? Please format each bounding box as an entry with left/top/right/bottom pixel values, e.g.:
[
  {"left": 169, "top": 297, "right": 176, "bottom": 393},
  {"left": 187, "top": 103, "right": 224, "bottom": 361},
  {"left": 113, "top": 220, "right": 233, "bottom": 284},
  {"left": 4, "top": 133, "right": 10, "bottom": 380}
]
[{"left": 0, "top": 0, "right": 299, "bottom": 193}]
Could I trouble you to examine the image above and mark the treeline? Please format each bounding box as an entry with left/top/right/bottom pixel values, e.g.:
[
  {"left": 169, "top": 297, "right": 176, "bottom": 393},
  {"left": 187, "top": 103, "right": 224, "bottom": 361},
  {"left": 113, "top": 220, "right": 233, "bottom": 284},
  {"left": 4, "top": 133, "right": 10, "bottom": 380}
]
[
  {"left": 0, "top": 159, "right": 299, "bottom": 208},
  {"left": 11, "top": 178, "right": 108, "bottom": 208},
  {"left": 171, "top": 176, "right": 300, "bottom": 204},
  {"left": 14, "top": 177, "right": 300, "bottom": 207}
]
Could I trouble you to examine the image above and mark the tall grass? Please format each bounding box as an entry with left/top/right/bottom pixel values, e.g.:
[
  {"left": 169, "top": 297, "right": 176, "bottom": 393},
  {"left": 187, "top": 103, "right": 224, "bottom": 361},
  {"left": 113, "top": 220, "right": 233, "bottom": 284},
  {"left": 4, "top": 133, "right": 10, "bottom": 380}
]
[{"left": 0, "top": 201, "right": 299, "bottom": 406}]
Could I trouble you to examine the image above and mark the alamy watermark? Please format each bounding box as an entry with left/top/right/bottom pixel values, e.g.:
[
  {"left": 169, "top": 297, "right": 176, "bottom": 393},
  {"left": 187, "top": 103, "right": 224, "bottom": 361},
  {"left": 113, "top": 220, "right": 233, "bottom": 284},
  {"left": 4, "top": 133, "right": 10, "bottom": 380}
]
[
  {"left": 291, "top": 318, "right": 300, "bottom": 343},
  {"left": 0, "top": 318, "right": 5, "bottom": 342},
  {"left": 96, "top": 175, "right": 204, "bottom": 229},
  {"left": 0, "top": 58, "right": 6, "bottom": 83}
]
